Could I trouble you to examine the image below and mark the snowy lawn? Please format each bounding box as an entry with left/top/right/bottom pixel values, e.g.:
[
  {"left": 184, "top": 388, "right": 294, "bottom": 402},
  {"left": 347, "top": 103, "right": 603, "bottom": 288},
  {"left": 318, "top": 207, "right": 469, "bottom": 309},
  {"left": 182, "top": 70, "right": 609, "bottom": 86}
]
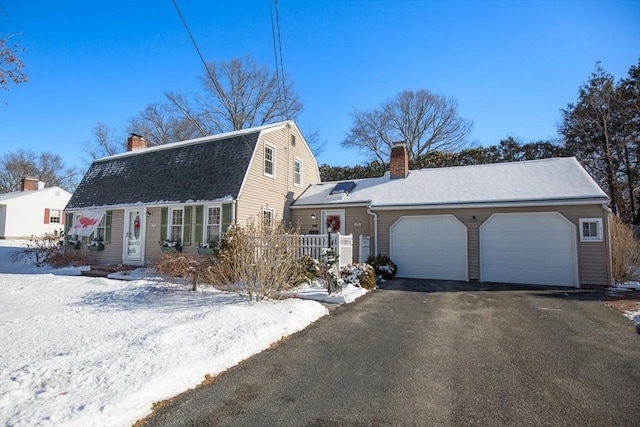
[
  {"left": 0, "top": 240, "right": 368, "bottom": 426},
  {"left": 610, "top": 279, "right": 640, "bottom": 329}
]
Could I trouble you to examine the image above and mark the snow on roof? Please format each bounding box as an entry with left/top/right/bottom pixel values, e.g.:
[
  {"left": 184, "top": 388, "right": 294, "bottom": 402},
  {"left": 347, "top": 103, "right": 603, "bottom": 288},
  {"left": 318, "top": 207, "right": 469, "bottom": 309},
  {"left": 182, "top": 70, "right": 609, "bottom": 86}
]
[
  {"left": 0, "top": 186, "right": 70, "bottom": 202},
  {"left": 97, "top": 120, "right": 293, "bottom": 162},
  {"left": 292, "top": 157, "right": 609, "bottom": 208}
]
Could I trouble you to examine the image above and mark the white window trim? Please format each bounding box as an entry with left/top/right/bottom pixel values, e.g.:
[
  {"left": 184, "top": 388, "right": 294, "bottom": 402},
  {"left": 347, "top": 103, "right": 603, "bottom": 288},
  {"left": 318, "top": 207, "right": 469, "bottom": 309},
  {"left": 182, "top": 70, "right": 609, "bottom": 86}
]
[
  {"left": 264, "top": 144, "right": 275, "bottom": 178},
  {"left": 579, "top": 218, "right": 603, "bottom": 242},
  {"left": 293, "top": 157, "right": 303, "bottom": 187},
  {"left": 204, "top": 205, "right": 222, "bottom": 244},
  {"left": 169, "top": 207, "right": 184, "bottom": 243},
  {"left": 50, "top": 208, "right": 62, "bottom": 224},
  {"left": 262, "top": 206, "right": 275, "bottom": 227}
]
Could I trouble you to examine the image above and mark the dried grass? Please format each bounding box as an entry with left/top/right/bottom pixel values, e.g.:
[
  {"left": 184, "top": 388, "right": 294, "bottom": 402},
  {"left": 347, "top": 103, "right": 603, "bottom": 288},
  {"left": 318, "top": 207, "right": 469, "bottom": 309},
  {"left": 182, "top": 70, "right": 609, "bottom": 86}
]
[{"left": 610, "top": 215, "right": 640, "bottom": 282}]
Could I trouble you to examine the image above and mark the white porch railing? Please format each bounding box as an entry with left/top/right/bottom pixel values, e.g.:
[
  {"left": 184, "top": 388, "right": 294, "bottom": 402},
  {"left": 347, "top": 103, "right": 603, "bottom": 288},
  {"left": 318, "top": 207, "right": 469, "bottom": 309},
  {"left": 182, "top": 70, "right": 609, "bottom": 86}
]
[
  {"left": 295, "top": 233, "right": 353, "bottom": 267},
  {"left": 248, "top": 233, "right": 354, "bottom": 267}
]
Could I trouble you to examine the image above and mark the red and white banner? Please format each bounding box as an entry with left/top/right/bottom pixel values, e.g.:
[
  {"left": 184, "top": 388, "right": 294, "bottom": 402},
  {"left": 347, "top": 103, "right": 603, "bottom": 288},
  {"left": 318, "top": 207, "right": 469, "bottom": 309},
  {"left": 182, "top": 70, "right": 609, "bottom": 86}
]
[{"left": 69, "top": 211, "right": 104, "bottom": 237}]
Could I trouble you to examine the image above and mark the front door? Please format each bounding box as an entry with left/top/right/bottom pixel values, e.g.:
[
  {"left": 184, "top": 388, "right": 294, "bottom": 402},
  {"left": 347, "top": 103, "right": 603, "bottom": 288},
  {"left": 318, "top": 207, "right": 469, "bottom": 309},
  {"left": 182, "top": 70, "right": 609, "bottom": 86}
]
[
  {"left": 321, "top": 210, "right": 345, "bottom": 234},
  {"left": 124, "top": 209, "right": 145, "bottom": 265}
]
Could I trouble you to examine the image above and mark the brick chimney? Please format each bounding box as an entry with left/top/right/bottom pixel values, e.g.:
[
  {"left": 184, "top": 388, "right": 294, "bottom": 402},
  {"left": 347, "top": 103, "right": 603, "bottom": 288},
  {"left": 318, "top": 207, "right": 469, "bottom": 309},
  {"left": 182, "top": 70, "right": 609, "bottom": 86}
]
[
  {"left": 389, "top": 142, "right": 409, "bottom": 179},
  {"left": 127, "top": 133, "right": 148, "bottom": 151},
  {"left": 21, "top": 177, "right": 39, "bottom": 191}
]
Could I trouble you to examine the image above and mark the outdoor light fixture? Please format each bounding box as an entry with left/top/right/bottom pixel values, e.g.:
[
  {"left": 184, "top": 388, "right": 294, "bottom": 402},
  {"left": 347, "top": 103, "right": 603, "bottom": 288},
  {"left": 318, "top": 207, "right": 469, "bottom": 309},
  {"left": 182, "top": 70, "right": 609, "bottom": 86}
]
[
  {"left": 311, "top": 213, "right": 316, "bottom": 219},
  {"left": 146, "top": 211, "right": 153, "bottom": 217}
]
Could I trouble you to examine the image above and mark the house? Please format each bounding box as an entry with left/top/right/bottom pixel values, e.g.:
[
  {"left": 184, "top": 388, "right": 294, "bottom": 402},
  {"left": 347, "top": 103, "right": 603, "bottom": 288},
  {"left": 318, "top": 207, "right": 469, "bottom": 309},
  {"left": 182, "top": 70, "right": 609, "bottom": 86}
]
[
  {"left": 0, "top": 178, "right": 71, "bottom": 239},
  {"left": 64, "top": 121, "right": 320, "bottom": 265},
  {"left": 290, "top": 143, "right": 611, "bottom": 288}
]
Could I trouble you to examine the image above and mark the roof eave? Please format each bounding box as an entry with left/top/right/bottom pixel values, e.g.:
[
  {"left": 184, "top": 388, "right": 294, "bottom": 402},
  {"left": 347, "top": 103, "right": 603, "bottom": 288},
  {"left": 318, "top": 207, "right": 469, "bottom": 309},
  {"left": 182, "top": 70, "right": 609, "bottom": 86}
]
[
  {"left": 368, "top": 197, "right": 610, "bottom": 211},
  {"left": 64, "top": 197, "right": 238, "bottom": 212},
  {"left": 290, "top": 202, "right": 371, "bottom": 209}
]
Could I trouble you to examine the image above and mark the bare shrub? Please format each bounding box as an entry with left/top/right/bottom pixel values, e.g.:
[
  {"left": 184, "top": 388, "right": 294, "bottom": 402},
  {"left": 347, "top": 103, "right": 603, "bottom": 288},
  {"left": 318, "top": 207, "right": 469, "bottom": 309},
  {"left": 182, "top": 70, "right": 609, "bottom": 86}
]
[
  {"left": 214, "top": 217, "right": 306, "bottom": 300},
  {"left": 23, "top": 230, "right": 64, "bottom": 266},
  {"left": 48, "top": 247, "right": 92, "bottom": 268},
  {"left": 153, "top": 252, "right": 217, "bottom": 291},
  {"left": 610, "top": 215, "right": 640, "bottom": 282}
]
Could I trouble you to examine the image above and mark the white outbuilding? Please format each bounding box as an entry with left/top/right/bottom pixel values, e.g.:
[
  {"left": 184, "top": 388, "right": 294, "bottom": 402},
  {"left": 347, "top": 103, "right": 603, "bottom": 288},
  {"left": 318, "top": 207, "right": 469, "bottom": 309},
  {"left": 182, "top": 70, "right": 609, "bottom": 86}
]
[{"left": 0, "top": 177, "right": 71, "bottom": 239}]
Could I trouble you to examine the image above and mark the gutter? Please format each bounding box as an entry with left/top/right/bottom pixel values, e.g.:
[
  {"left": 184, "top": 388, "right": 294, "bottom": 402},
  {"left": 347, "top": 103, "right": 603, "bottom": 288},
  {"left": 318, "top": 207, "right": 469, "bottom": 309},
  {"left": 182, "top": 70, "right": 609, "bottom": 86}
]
[{"left": 369, "top": 198, "right": 610, "bottom": 211}]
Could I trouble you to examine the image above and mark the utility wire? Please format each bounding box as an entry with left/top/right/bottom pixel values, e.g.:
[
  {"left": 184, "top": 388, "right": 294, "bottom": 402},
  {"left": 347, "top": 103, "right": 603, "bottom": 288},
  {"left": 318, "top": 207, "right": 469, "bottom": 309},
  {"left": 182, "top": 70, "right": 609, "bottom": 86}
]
[
  {"left": 172, "top": 0, "right": 217, "bottom": 90},
  {"left": 275, "top": 0, "right": 288, "bottom": 113},
  {"left": 270, "top": 0, "right": 288, "bottom": 114}
]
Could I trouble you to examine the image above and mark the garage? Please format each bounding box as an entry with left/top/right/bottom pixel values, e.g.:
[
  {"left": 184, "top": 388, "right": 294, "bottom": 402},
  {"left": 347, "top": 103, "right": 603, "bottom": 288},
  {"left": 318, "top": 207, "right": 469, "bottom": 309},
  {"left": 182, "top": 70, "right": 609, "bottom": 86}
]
[
  {"left": 390, "top": 215, "right": 468, "bottom": 281},
  {"left": 480, "top": 212, "right": 578, "bottom": 287}
]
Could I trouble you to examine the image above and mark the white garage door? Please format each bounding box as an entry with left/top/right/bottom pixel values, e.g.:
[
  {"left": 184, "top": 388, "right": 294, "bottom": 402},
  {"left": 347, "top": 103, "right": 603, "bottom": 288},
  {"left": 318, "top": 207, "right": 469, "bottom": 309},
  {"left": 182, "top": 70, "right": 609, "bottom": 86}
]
[
  {"left": 390, "top": 215, "right": 468, "bottom": 281},
  {"left": 480, "top": 213, "right": 578, "bottom": 287}
]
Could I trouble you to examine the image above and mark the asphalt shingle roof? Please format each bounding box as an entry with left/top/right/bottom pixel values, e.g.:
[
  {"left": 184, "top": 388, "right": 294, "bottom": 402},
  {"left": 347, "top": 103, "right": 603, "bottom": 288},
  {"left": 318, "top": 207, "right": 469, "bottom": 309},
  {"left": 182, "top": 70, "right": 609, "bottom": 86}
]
[
  {"left": 292, "top": 157, "right": 609, "bottom": 208},
  {"left": 67, "top": 131, "right": 260, "bottom": 210}
]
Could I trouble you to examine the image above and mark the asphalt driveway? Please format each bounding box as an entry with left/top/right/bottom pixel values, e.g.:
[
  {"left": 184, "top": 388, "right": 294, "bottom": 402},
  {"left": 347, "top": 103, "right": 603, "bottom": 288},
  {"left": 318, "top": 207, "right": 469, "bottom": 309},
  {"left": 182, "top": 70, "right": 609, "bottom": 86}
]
[{"left": 139, "top": 279, "right": 640, "bottom": 426}]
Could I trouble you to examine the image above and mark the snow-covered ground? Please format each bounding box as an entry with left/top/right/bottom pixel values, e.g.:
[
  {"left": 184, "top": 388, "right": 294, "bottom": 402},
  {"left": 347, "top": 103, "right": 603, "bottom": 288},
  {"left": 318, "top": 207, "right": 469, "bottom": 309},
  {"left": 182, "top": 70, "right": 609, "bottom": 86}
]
[
  {"left": 611, "top": 279, "right": 640, "bottom": 329},
  {"left": 0, "top": 240, "right": 367, "bottom": 426}
]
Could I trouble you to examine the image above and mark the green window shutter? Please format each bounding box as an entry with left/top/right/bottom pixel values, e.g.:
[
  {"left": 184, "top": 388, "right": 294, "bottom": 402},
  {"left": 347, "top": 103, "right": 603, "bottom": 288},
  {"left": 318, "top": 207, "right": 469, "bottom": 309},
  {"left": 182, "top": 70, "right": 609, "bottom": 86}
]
[
  {"left": 64, "top": 213, "right": 73, "bottom": 237},
  {"left": 195, "top": 205, "right": 203, "bottom": 245},
  {"left": 183, "top": 206, "right": 192, "bottom": 246},
  {"left": 222, "top": 203, "right": 232, "bottom": 233},
  {"left": 105, "top": 211, "right": 112, "bottom": 244},
  {"left": 160, "top": 208, "right": 168, "bottom": 241}
]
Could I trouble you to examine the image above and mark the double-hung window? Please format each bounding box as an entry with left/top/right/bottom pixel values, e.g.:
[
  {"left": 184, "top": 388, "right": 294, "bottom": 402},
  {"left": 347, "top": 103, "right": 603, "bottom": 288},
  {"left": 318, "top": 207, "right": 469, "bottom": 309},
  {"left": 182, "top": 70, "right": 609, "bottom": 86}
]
[
  {"left": 293, "top": 158, "right": 302, "bottom": 187},
  {"left": 206, "top": 207, "right": 221, "bottom": 243},
  {"left": 94, "top": 215, "right": 107, "bottom": 242},
  {"left": 170, "top": 208, "right": 184, "bottom": 243},
  {"left": 262, "top": 207, "right": 275, "bottom": 228},
  {"left": 264, "top": 144, "right": 275, "bottom": 177}
]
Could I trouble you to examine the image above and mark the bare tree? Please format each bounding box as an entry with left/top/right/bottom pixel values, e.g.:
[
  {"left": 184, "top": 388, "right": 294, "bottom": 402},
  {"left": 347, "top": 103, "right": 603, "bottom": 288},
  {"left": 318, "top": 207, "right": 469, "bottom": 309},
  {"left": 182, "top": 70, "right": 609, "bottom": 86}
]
[
  {"left": 0, "top": 32, "right": 27, "bottom": 91},
  {"left": 0, "top": 149, "right": 80, "bottom": 192},
  {"left": 97, "top": 56, "right": 305, "bottom": 155},
  {"left": 343, "top": 89, "right": 473, "bottom": 162},
  {"left": 84, "top": 122, "right": 125, "bottom": 162},
  {"left": 191, "top": 55, "right": 303, "bottom": 133}
]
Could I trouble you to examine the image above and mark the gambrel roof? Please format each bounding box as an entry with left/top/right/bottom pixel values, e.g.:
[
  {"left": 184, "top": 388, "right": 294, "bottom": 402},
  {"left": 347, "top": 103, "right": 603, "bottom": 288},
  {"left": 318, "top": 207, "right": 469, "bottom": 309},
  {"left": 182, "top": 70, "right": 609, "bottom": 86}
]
[{"left": 67, "top": 127, "right": 266, "bottom": 210}]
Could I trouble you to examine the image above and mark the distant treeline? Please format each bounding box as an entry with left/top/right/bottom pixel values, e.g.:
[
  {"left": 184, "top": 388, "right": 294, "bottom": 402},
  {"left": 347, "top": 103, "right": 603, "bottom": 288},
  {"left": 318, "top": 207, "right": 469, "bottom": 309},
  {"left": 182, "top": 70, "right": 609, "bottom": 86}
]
[{"left": 319, "top": 137, "right": 568, "bottom": 182}]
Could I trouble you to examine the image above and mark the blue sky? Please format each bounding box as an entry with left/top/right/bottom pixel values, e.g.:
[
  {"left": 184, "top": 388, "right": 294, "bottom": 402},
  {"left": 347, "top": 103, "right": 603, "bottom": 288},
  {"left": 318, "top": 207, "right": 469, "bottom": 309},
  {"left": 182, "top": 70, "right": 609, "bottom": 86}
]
[{"left": 1, "top": 0, "right": 638, "bottom": 170}]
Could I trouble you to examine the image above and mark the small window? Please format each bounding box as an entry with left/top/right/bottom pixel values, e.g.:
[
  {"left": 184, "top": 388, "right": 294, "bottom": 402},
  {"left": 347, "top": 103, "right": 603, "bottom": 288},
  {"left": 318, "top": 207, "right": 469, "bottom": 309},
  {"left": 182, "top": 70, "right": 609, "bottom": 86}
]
[
  {"left": 293, "top": 158, "right": 302, "bottom": 187},
  {"left": 579, "top": 218, "right": 603, "bottom": 242},
  {"left": 290, "top": 134, "right": 296, "bottom": 146},
  {"left": 264, "top": 144, "right": 275, "bottom": 177},
  {"left": 49, "top": 209, "right": 61, "bottom": 224},
  {"left": 262, "top": 207, "right": 275, "bottom": 228},
  {"left": 170, "top": 208, "right": 184, "bottom": 243}
]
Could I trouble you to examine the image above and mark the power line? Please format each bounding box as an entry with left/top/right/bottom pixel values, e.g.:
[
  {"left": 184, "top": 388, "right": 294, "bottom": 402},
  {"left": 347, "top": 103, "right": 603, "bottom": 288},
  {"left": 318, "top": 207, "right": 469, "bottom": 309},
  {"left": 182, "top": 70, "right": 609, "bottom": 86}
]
[
  {"left": 171, "top": 0, "right": 217, "bottom": 90},
  {"left": 270, "top": 0, "right": 288, "bottom": 114}
]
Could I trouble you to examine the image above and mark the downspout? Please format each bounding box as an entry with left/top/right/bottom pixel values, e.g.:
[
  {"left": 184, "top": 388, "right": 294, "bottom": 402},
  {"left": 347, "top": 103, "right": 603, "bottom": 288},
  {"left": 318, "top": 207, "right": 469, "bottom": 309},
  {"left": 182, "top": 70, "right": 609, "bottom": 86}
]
[
  {"left": 232, "top": 199, "right": 237, "bottom": 226},
  {"left": 603, "top": 203, "right": 613, "bottom": 287},
  {"left": 367, "top": 206, "right": 378, "bottom": 256}
]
